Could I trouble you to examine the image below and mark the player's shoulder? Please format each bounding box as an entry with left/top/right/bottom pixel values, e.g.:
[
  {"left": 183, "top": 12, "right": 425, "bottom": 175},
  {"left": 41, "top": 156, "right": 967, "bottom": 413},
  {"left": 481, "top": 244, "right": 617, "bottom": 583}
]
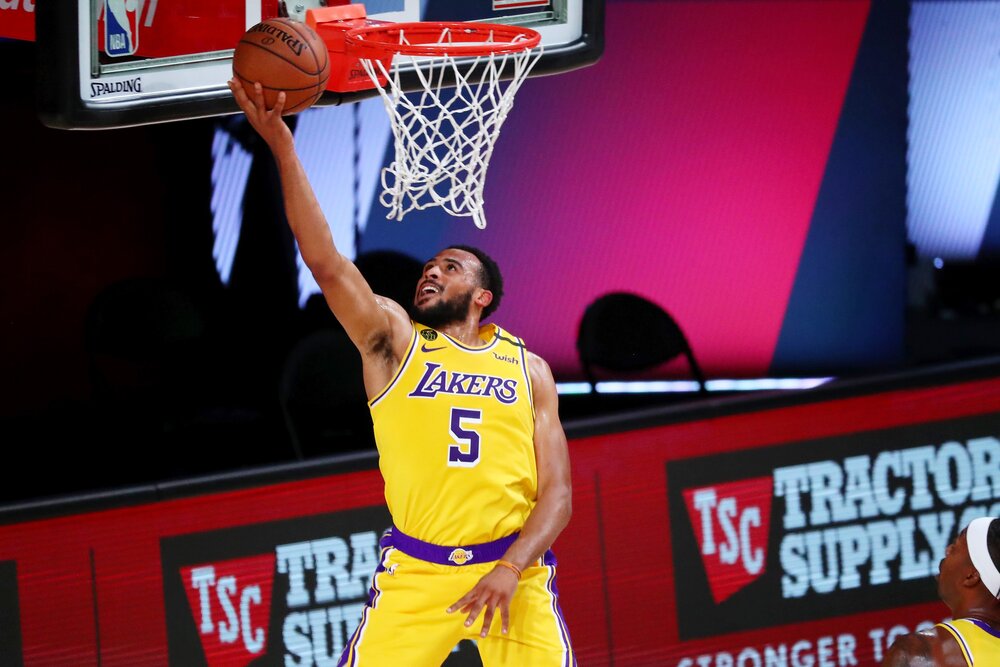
[
  {"left": 883, "top": 625, "right": 967, "bottom": 667},
  {"left": 524, "top": 349, "right": 555, "bottom": 384},
  {"left": 375, "top": 294, "right": 411, "bottom": 322},
  {"left": 882, "top": 629, "right": 936, "bottom": 666},
  {"left": 488, "top": 322, "right": 524, "bottom": 346},
  {"left": 367, "top": 296, "right": 416, "bottom": 360},
  {"left": 376, "top": 295, "right": 415, "bottom": 333}
]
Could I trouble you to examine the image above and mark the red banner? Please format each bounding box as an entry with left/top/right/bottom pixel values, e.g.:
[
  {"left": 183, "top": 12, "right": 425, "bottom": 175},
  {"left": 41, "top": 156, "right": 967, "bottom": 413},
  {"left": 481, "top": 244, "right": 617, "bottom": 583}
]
[
  {"left": 0, "top": 0, "right": 35, "bottom": 41},
  {"left": 96, "top": 0, "right": 262, "bottom": 60},
  {"left": 7, "top": 1, "right": 278, "bottom": 53},
  {"left": 1, "top": 375, "right": 998, "bottom": 665}
]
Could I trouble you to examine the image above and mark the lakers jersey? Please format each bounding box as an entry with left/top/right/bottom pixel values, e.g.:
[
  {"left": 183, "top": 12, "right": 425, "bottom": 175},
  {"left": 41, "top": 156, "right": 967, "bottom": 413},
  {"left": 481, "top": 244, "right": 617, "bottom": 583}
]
[
  {"left": 369, "top": 321, "right": 536, "bottom": 546},
  {"left": 938, "top": 618, "right": 1000, "bottom": 666}
]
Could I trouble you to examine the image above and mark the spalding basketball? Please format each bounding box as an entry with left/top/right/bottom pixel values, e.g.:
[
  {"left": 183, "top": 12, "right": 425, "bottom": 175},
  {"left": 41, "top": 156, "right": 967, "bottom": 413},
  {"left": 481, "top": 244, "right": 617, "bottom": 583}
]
[{"left": 233, "top": 18, "right": 330, "bottom": 114}]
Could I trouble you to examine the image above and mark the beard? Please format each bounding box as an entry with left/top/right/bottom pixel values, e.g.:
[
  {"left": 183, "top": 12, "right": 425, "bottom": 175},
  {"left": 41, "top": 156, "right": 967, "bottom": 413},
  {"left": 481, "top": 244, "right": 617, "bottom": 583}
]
[{"left": 409, "top": 289, "right": 474, "bottom": 330}]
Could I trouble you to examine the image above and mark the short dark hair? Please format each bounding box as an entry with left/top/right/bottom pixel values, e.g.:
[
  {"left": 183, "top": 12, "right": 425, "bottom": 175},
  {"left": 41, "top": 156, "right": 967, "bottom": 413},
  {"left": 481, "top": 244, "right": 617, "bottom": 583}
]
[{"left": 448, "top": 245, "right": 504, "bottom": 319}]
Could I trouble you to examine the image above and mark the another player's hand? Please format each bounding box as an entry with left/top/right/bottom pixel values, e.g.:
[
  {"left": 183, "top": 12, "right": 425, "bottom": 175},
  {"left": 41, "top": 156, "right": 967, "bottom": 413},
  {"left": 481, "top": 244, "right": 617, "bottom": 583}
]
[
  {"left": 447, "top": 565, "right": 519, "bottom": 637},
  {"left": 227, "top": 77, "right": 292, "bottom": 150}
]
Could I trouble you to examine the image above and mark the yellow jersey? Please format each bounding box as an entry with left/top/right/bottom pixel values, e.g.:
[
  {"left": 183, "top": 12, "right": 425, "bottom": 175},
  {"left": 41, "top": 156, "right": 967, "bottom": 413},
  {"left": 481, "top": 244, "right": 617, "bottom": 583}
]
[
  {"left": 938, "top": 618, "right": 1000, "bottom": 666},
  {"left": 369, "top": 321, "right": 536, "bottom": 546}
]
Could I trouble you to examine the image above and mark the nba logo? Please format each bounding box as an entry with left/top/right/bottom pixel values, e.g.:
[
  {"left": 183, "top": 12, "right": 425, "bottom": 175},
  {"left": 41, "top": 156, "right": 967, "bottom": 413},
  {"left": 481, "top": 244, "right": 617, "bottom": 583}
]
[{"left": 104, "top": 0, "right": 139, "bottom": 57}]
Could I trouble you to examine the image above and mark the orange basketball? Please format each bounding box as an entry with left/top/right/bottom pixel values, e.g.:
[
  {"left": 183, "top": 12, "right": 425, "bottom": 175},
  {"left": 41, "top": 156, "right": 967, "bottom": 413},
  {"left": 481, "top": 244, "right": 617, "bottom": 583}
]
[{"left": 233, "top": 18, "right": 330, "bottom": 115}]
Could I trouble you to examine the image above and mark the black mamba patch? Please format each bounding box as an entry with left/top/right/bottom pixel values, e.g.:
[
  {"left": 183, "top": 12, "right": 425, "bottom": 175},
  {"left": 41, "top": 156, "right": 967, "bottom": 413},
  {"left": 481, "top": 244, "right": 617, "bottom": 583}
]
[{"left": 667, "top": 412, "right": 1000, "bottom": 640}]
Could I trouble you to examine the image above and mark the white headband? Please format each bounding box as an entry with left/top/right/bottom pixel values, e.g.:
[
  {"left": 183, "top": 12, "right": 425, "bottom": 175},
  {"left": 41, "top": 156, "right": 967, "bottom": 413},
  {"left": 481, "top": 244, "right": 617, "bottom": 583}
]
[{"left": 967, "top": 517, "right": 1000, "bottom": 599}]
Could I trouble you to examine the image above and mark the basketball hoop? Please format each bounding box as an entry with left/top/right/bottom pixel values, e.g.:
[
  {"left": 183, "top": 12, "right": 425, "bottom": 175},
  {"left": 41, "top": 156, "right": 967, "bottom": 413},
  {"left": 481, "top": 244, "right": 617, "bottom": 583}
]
[{"left": 345, "top": 22, "right": 543, "bottom": 229}]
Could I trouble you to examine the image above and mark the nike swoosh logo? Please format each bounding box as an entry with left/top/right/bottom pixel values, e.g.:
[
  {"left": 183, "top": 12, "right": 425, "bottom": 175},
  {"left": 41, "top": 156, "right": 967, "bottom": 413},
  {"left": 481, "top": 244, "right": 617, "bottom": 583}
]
[{"left": 421, "top": 344, "right": 446, "bottom": 353}]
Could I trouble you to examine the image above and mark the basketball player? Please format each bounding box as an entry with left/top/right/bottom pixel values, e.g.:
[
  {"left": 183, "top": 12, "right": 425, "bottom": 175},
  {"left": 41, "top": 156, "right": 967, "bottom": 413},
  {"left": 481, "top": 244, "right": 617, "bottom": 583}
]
[
  {"left": 228, "top": 80, "right": 576, "bottom": 666},
  {"left": 882, "top": 517, "right": 1000, "bottom": 666}
]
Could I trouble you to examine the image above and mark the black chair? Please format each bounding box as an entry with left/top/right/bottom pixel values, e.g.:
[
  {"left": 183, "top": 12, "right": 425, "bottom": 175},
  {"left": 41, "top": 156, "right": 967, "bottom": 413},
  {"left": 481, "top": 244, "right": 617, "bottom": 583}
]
[
  {"left": 85, "top": 277, "right": 207, "bottom": 400},
  {"left": 280, "top": 250, "right": 420, "bottom": 459},
  {"left": 84, "top": 277, "right": 278, "bottom": 479},
  {"left": 84, "top": 277, "right": 205, "bottom": 480},
  {"left": 278, "top": 327, "right": 374, "bottom": 459},
  {"left": 576, "top": 292, "right": 707, "bottom": 393}
]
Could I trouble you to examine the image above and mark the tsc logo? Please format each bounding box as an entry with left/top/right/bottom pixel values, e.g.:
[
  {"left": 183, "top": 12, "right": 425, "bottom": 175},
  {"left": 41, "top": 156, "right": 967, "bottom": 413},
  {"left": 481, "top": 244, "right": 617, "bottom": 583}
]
[
  {"left": 682, "top": 477, "right": 773, "bottom": 604},
  {"left": 183, "top": 554, "right": 276, "bottom": 666}
]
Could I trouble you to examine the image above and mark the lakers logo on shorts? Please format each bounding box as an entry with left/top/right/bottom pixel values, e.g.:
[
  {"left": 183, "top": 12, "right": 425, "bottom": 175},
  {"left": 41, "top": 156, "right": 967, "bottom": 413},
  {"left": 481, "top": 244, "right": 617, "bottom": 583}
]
[{"left": 448, "top": 548, "right": 474, "bottom": 565}]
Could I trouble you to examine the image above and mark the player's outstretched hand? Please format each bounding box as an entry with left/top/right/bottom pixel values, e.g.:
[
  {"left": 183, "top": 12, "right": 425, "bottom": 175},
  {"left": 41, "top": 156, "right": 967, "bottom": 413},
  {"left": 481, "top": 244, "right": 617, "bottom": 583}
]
[
  {"left": 447, "top": 565, "right": 519, "bottom": 637},
  {"left": 227, "top": 77, "right": 292, "bottom": 151}
]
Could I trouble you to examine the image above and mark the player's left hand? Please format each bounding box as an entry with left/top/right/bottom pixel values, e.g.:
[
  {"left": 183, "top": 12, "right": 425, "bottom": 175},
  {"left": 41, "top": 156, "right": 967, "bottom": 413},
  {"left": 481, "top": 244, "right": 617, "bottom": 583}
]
[
  {"left": 447, "top": 565, "right": 519, "bottom": 637},
  {"left": 227, "top": 78, "right": 291, "bottom": 152}
]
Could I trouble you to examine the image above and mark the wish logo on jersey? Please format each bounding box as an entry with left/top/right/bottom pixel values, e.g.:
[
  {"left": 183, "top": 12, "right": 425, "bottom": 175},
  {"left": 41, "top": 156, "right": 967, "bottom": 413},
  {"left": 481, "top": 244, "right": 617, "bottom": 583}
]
[
  {"left": 162, "top": 505, "right": 391, "bottom": 666},
  {"left": 104, "top": 0, "right": 139, "bottom": 56},
  {"left": 668, "top": 413, "right": 1000, "bottom": 639}
]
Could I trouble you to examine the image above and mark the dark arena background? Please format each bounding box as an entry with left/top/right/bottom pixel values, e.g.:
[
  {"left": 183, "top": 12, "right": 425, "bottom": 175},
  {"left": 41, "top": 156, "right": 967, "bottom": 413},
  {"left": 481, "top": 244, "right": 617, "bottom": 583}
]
[{"left": 3, "top": 1, "right": 1000, "bottom": 665}]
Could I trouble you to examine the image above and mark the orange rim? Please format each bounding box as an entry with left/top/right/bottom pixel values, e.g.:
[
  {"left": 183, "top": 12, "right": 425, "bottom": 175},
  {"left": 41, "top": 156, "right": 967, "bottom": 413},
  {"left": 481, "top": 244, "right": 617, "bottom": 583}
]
[{"left": 346, "top": 22, "right": 541, "bottom": 58}]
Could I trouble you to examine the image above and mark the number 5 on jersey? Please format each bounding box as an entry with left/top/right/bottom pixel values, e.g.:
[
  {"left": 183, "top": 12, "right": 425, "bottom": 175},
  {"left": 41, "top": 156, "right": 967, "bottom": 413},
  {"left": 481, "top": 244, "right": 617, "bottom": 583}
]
[{"left": 449, "top": 408, "right": 482, "bottom": 467}]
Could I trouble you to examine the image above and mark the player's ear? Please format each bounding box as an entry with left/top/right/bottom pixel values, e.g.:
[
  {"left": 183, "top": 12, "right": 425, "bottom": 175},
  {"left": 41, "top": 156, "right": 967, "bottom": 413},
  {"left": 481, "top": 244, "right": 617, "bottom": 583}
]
[{"left": 475, "top": 289, "right": 493, "bottom": 310}]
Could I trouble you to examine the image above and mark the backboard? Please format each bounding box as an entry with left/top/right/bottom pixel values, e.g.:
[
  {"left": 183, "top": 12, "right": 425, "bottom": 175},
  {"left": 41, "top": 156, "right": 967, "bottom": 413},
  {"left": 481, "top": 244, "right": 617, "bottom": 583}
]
[{"left": 36, "top": 0, "right": 603, "bottom": 129}]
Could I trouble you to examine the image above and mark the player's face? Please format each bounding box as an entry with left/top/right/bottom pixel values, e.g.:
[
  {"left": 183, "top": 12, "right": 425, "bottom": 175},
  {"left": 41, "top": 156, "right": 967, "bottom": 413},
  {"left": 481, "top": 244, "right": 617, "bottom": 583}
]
[
  {"left": 937, "top": 529, "right": 972, "bottom": 604},
  {"left": 410, "top": 249, "right": 482, "bottom": 328}
]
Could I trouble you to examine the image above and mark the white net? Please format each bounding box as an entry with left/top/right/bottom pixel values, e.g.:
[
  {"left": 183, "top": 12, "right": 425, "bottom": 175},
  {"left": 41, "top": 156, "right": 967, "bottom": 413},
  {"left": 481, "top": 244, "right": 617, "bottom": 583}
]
[{"left": 358, "top": 28, "right": 542, "bottom": 229}]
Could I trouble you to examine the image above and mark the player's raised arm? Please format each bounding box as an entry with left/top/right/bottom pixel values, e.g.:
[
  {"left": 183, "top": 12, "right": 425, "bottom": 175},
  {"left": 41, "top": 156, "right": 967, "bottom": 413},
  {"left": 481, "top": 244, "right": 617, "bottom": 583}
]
[{"left": 228, "top": 79, "right": 410, "bottom": 368}]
